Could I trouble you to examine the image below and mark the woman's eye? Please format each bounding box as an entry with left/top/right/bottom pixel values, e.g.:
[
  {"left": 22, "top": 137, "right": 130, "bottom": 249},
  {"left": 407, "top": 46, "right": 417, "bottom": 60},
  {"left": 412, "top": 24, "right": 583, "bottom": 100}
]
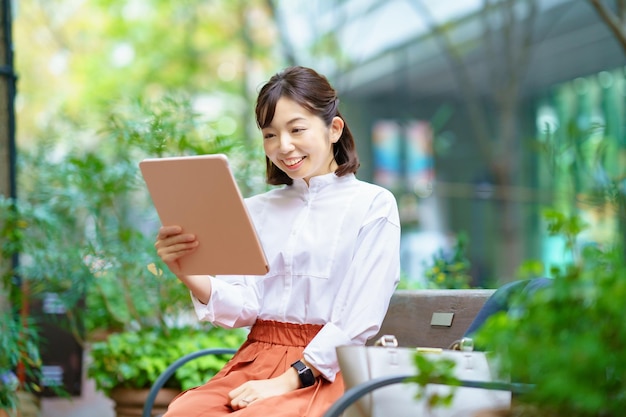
[
  {"left": 292, "top": 128, "right": 305, "bottom": 134},
  {"left": 263, "top": 133, "right": 275, "bottom": 139}
]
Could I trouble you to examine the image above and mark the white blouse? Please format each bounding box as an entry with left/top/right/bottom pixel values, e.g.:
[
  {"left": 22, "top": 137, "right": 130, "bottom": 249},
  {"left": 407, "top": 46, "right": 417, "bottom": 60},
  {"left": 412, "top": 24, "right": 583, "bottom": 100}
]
[{"left": 191, "top": 172, "right": 401, "bottom": 381}]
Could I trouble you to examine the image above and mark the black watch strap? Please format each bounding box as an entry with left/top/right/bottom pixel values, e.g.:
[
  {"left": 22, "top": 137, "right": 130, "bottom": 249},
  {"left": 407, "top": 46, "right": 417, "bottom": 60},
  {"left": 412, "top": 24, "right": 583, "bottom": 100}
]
[{"left": 291, "top": 360, "right": 315, "bottom": 388}]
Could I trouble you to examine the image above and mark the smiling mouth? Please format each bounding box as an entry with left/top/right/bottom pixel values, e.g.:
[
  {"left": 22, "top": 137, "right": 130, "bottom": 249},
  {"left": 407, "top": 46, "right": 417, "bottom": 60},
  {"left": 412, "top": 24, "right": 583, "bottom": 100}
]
[{"left": 284, "top": 157, "right": 305, "bottom": 167}]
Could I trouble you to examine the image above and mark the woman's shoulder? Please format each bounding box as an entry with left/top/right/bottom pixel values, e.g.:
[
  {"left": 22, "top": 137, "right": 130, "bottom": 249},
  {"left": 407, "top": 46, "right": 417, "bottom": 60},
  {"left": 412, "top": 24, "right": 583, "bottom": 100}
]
[{"left": 350, "top": 176, "right": 396, "bottom": 201}]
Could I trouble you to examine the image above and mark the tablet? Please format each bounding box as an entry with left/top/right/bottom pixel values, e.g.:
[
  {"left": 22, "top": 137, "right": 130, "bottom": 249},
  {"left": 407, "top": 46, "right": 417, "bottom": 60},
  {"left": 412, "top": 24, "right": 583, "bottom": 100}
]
[{"left": 139, "top": 154, "right": 269, "bottom": 276}]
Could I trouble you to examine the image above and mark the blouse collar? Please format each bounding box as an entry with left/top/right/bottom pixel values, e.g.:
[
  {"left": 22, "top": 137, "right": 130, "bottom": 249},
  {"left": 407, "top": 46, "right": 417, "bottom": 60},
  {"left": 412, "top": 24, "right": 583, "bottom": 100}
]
[{"left": 291, "top": 172, "right": 355, "bottom": 192}]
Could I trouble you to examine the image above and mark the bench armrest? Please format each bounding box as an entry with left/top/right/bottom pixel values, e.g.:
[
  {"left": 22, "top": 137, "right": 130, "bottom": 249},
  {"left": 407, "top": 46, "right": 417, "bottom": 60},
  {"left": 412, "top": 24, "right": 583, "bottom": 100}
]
[{"left": 142, "top": 347, "right": 237, "bottom": 417}]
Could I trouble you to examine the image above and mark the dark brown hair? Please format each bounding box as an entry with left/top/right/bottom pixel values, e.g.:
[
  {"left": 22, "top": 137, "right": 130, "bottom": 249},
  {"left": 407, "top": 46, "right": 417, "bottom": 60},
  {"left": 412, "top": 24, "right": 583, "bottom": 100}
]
[{"left": 255, "top": 66, "right": 360, "bottom": 185}]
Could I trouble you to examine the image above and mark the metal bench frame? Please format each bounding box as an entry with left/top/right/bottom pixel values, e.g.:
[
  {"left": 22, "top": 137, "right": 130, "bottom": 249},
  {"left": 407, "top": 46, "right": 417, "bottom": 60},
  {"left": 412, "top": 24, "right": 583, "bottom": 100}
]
[
  {"left": 322, "top": 374, "right": 532, "bottom": 417},
  {"left": 142, "top": 347, "right": 237, "bottom": 417}
]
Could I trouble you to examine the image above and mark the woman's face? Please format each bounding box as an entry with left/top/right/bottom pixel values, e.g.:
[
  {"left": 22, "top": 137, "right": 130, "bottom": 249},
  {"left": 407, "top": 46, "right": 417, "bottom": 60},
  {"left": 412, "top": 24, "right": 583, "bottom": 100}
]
[{"left": 261, "top": 97, "right": 344, "bottom": 185}]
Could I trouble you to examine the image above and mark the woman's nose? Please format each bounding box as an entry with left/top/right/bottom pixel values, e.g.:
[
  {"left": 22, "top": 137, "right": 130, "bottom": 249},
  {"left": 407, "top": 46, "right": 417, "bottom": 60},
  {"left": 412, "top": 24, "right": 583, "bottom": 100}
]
[{"left": 279, "top": 135, "right": 295, "bottom": 153}]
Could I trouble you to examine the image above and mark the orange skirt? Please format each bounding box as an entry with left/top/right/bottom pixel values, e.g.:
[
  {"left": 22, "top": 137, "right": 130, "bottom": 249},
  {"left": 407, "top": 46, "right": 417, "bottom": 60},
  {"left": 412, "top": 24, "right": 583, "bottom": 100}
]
[{"left": 163, "top": 319, "right": 345, "bottom": 417}]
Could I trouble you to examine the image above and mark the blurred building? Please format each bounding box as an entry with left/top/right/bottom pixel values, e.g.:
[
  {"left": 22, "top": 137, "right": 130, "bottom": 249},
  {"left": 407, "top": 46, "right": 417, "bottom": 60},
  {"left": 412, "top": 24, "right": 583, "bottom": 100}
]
[{"left": 276, "top": 0, "right": 626, "bottom": 285}]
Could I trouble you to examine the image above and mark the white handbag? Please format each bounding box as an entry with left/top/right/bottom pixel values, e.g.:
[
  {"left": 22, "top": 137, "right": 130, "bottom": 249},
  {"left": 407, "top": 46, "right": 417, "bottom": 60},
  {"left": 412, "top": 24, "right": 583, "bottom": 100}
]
[{"left": 336, "top": 336, "right": 510, "bottom": 417}]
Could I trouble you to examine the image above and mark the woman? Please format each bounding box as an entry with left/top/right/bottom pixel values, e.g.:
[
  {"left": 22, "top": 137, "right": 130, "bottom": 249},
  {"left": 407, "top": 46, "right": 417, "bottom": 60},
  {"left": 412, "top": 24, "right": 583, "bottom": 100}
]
[{"left": 155, "top": 66, "right": 400, "bottom": 417}]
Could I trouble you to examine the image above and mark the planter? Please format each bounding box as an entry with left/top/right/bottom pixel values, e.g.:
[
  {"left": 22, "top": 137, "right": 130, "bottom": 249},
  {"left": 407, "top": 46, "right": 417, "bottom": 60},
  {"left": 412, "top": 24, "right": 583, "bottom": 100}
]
[{"left": 110, "top": 387, "right": 180, "bottom": 417}]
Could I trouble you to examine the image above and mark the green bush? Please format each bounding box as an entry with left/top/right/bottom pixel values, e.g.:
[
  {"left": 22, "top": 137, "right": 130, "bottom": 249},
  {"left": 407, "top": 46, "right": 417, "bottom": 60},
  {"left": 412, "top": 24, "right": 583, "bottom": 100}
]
[
  {"left": 476, "top": 210, "right": 626, "bottom": 416},
  {"left": 88, "top": 325, "right": 247, "bottom": 396}
]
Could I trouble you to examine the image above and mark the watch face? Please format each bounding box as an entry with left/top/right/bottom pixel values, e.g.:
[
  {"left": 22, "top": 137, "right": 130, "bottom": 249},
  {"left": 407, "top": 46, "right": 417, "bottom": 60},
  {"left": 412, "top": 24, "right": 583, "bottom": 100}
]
[{"left": 291, "top": 360, "right": 306, "bottom": 372}]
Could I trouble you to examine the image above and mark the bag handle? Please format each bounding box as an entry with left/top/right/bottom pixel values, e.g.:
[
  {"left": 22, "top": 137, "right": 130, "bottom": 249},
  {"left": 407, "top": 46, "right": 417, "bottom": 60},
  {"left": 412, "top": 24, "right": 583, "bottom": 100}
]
[{"left": 373, "top": 335, "right": 398, "bottom": 347}]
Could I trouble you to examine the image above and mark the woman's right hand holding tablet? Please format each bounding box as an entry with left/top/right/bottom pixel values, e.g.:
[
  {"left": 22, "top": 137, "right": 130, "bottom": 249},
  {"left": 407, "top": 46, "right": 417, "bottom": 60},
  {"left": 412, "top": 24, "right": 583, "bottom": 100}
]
[
  {"left": 155, "top": 225, "right": 213, "bottom": 304},
  {"left": 155, "top": 225, "right": 199, "bottom": 277}
]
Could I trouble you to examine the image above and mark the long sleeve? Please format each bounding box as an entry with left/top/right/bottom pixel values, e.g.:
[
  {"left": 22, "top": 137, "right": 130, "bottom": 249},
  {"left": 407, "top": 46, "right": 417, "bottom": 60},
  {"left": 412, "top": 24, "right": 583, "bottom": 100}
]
[
  {"left": 191, "top": 275, "right": 262, "bottom": 328},
  {"left": 303, "top": 190, "right": 401, "bottom": 381}
]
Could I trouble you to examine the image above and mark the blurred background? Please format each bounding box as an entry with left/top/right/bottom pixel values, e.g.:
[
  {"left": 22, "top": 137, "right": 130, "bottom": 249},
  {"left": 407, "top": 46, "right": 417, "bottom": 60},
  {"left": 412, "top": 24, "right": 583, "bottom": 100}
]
[
  {"left": 5, "top": 0, "right": 626, "bottom": 286},
  {"left": 0, "top": 0, "right": 624, "bottom": 416}
]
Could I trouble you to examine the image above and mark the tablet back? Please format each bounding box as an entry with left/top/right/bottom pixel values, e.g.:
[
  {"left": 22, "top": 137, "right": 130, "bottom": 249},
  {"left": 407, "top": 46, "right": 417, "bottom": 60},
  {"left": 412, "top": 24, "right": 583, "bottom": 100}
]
[{"left": 139, "top": 154, "right": 269, "bottom": 276}]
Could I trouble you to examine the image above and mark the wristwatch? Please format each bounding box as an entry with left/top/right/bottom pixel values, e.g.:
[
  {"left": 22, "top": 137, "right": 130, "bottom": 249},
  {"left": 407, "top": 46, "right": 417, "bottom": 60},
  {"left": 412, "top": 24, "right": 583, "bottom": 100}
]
[{"left": 291, "top": 359, "right": 316, "bottom": 388}]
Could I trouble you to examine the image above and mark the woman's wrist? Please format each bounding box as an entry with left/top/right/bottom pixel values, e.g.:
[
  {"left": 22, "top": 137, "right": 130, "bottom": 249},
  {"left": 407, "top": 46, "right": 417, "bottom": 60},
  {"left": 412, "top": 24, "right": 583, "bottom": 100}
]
[
  {"left": 290, "top": 359, "right": 318, "bottom": 388},
  {"left": 180, "top": 275, "right": 213, "bottom": 304},
  {"left": 301, "top": 358, "right": 320, "bottom": 378},
  {"left": 284, "top": 366, "right": 302, "bottom": 390}
]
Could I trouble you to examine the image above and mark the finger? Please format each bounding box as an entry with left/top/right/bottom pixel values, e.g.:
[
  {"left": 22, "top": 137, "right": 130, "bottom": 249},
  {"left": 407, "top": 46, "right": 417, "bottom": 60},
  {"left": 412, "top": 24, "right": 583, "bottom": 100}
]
[
  {"left": 156, "top": 225, "right": 182, "bottom": 239},
  {"left": 228, "top": 386, "right": 245, "bottom": 400},
  {"left": 155, "top": 233, "right": 197, "bottom": 251},
  {"left": 157, "top": 243, "right": 198, "bottom": 263},
  {"left": 228, "top": 386, "right": 248, "bottom": 410},
  {"left": 155, "top": 236, "right": 196, "bottom": 251},
  {"left": 231, "top": 396, "right": 255, "bottom": 410}
]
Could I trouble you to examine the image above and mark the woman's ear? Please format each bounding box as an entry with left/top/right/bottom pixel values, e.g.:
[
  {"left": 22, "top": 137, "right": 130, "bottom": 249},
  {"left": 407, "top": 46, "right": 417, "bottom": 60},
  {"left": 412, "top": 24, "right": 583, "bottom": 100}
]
[{"left": 329, "top": 116, "right": 344, "bottom": 144}]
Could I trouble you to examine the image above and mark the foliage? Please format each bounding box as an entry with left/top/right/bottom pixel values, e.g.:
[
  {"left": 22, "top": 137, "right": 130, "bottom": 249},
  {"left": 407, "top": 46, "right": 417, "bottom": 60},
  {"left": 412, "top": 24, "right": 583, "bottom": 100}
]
[
  {"left": 534, "top": 74, "right": 626, "bottom": 256},
  {"left": 1, "top": 95, "right": 264, "bottom": 404},
  {"left": 88, "top": 325, "right": 247, "bottom": 396},
  {"left": 0, "top": 198, "right": 23, "bottom": 306},
  {"left": 5, "top": 4, "right": 274, "bottom": 395},
  {"left": 4, "top": 96, "right": 245, "bottom": 345},
  {"left": 7, "top": 0, "right": 278, "bottom": 407},
  {"left": 541, "top": 208, "right": 588, "bottom": 254},
  {"left": 475, "top": 210, "right": 626, "bottom": 416},
  {"left": 0, "top": 313, "right": 42, "bottom": 412},
  {"left": 406, "top": 352, "right": 460, "bottom": 410},
  {"left": 0, "top": 197, "right": 46, "bottom": 413},
  {"left": 423, "top": 232, "right": 473, "bottom": 289},
  {"left": 14, "top": 0, "right": 279, "bottom": 143}
]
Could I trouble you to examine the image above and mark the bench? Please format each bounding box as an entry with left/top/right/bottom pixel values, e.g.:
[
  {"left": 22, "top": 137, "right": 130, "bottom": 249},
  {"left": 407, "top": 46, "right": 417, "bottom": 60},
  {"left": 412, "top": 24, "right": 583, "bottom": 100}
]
[{"left": 369, "top": 289, "right": 495, "bottom": 348}]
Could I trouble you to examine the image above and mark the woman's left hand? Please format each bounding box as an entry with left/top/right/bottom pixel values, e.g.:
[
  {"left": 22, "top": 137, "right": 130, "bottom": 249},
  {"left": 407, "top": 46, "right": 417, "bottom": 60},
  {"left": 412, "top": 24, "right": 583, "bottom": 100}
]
[{"left": 228, "top": 368, "right": 301, "bottom": 409}]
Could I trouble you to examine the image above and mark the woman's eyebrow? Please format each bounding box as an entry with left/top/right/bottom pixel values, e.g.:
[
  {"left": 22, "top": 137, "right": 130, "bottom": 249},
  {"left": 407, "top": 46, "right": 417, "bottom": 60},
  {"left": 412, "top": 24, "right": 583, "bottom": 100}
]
[
  {"left": 286, "top": 117, "right": 307, "bottom": 125},
  {"left": 262, "top": 116, "right": 307, "bottom": 129}
]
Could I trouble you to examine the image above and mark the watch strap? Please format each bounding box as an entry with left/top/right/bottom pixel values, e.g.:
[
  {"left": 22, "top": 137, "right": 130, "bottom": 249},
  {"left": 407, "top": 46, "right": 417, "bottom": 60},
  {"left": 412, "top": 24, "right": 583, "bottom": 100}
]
[{"left": 291, "top": 360, "right": 315, "bottom": 388}]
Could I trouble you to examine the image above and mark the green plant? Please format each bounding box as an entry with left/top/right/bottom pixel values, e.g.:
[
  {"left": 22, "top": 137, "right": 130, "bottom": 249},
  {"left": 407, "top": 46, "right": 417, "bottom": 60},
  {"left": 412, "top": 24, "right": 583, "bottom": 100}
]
[
  {"left": 88, "top": 325, "right": 247, "bottom": 396},
  {"left": 406, "top": 353, "right": 460, "bottom": 410},
  {"left": 0, "top": 197, "right": 46, "bottom": 414},
  {"left": 423, "top": 232, "right": 473, "bottom": 289},
  {"left": 0, "top": 94, "right": 267, "bottom": 407},
  {"left": 0, "top": 313, "right": 42, "bottom": 413},
  {"left": 475, "top": 210, "right": 626, "bottom": 416},
  {"left": 9, "top": 95, "right": 252, "bottom": 344}
]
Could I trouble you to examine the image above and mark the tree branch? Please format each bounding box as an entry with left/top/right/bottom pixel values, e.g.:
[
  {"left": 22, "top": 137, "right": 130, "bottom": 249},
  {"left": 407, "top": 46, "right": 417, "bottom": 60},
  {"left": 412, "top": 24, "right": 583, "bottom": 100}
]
[
  {"left": 589, "top": 0, "right": 626, "bottom": 54},
  {"left": 409, "top": 0, "right": 494, "bottom": 164}
]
